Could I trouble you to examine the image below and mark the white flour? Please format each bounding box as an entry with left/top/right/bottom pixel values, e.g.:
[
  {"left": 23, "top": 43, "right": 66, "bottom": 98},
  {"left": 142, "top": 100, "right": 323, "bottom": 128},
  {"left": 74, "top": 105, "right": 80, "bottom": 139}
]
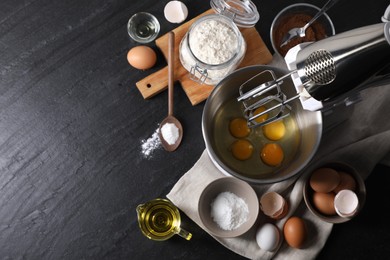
[
  {"left": 189, "top": 19, "right": 238, "bottom": 65},
  {"left": 210, "top": 191, "right": 249, "bottom": 230},
  {"left": 179, "top": 17, "right": 245, "bottom": 85}
]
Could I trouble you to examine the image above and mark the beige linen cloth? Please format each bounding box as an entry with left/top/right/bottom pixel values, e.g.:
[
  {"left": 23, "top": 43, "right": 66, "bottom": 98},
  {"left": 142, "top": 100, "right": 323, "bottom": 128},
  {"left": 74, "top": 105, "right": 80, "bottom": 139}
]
[{"left": 167, "top": 57, "right": 390, "bottom": 259}]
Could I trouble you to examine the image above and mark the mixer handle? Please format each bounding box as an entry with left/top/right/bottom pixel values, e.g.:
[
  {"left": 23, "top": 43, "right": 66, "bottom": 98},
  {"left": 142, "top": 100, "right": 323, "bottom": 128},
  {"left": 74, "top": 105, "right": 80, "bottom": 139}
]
[{"left": 293, "top": 22, "right": 390, "bottom": 101}]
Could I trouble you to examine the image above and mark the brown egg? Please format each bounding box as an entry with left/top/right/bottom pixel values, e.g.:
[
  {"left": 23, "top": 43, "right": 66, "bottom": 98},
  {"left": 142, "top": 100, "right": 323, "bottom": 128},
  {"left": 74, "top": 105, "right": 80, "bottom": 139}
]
[
  {"left": 333, "top": 171, "right": 357, "bottom": 193},
  {"left": 283, "top": 216, "right": 307, "bottom": 248},
  {"left": 312, "top": 192, "right": 336, "bottom": 215},
  {"left": 309, "top": 167, "right": 340, "bottom": 193},
  {"left": 127, "top": 46, "right": 157, "bottom": 70}
]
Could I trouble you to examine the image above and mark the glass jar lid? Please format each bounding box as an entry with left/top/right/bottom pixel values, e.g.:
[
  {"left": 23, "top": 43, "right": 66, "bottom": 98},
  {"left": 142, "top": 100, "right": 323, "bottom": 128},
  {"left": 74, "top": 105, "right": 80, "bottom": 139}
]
[{"left": 210, "top": 0, "right": 260, "bottom": 28}]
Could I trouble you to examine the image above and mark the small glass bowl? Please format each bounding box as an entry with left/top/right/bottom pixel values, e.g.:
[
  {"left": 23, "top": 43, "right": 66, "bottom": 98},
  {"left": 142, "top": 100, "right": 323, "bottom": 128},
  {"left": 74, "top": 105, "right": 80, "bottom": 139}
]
[{"left": 127, "top": 12, "right": 160, "bottom": 43}]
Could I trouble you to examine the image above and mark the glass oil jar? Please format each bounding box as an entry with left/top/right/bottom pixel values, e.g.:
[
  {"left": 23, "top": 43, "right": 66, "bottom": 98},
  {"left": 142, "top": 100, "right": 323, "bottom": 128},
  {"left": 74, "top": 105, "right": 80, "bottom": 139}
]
[
  {"left": 136, "top": 198, "right": 192, "bottom": 241},
  {"left": 179, "top": 0, "right": 260, "bottom": 85}
]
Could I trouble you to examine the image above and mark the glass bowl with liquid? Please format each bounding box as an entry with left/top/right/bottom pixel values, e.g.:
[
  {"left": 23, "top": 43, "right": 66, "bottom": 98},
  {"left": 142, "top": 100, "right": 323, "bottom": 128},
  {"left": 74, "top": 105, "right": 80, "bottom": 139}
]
[{"left": 127, "top": 12, "right": 160, "bottom": 43}]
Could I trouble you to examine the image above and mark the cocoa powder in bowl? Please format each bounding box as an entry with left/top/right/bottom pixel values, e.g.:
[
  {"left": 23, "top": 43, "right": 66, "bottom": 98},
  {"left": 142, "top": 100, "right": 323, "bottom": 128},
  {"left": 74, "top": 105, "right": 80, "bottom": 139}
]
[{"left": 274, "top": 14, "right": 328, "bottom": 57}]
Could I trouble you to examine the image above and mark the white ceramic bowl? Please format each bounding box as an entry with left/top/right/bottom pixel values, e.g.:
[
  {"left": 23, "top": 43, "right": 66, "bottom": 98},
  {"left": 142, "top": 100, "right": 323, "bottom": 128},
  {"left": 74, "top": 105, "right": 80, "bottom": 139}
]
[{"left": 198, "top": 177, "right": 259, "bottom": 237}]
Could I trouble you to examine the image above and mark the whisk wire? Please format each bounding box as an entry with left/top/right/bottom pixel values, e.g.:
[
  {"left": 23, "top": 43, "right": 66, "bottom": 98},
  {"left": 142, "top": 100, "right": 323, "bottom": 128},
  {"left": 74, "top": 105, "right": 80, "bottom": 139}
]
[
  {"left": 237, "top": 50, "right": 336, "bottom": 128},
  {"left": 238, "top": 70, "right": 299, "bottom": 128}
]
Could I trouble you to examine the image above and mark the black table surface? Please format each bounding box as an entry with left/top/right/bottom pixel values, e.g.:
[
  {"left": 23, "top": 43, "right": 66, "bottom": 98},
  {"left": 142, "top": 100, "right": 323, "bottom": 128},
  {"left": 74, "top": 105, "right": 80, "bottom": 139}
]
[{"left": 1, "top": 0, "right": 390, "bottom": 259}]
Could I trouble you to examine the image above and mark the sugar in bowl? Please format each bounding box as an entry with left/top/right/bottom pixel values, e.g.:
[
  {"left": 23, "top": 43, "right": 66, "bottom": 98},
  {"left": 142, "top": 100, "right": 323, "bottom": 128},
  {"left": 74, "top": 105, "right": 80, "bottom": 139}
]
[{"left": 179, "top": 0, "right": 259, "bottom": 85}]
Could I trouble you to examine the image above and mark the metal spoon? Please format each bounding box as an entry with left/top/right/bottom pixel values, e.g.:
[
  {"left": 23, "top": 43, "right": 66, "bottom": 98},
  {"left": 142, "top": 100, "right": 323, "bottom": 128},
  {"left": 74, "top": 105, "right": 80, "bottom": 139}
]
[
  {"left": 280, "top": 0, "right": 339, "bottom": 47},
  {"left": 159, "top": 31, "right": 183, "bottom": 152}
]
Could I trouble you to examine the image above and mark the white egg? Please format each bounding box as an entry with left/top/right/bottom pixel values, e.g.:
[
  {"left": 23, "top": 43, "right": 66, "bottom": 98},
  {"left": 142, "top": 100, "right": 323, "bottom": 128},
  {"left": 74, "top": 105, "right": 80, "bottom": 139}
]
[{"left": 256, "top": 223, "right": 280, "bottom": 252}]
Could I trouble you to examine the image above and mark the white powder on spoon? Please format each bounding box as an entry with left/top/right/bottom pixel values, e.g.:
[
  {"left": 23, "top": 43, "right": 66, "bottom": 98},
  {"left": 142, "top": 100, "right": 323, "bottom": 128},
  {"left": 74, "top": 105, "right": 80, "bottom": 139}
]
[
  {"left": 161, "top": 122, "right": 179, "bottom": 145},
  {"left": 140, "top": 123, "right": 180, "bottom": 158}
]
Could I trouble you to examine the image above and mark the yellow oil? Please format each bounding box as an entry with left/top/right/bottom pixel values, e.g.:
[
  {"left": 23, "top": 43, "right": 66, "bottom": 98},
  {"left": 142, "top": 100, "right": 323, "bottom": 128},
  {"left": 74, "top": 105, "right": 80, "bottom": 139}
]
[{"left": 137, "top": 199, "right": 181, "bottom": 241}]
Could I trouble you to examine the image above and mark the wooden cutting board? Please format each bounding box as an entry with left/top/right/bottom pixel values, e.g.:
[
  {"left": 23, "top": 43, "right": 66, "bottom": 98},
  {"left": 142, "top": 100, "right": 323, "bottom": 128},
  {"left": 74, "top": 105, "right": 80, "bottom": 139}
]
[{"left": 136, "top": 9, "right": 273, "bottom": 106}]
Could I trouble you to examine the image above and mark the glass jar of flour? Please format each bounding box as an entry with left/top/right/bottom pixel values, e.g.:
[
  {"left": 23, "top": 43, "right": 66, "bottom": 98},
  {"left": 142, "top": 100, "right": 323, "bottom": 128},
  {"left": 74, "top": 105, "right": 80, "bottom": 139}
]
[{"left": 179, "top": 0, "right": 259, "bottom": 85}]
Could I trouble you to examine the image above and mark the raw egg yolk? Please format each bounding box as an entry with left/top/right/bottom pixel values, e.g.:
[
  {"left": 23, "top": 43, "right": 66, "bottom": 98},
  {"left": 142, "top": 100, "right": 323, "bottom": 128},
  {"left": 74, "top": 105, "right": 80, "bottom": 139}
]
[
  {"left": 260, "top": 143, "right": 284, "bottom": 166},
  {"left": 231, "top": 139, "right": 254, "bottom": 160},
  {"left": 263, "top": 120, "right": 286, "bottom": 141},
  {"left": 253, "top": 106, "right": 268, "bottom": 123},
  {"left": 229, "top": 118, "right": 250, "bottom": 138}
]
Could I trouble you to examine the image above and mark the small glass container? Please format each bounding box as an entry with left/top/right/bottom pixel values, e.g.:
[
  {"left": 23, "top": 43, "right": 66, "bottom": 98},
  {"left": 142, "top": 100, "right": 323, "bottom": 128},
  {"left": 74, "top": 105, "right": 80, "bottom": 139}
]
[
  {"left": 127, "top": 12, "right": 160, "bottom": 43},
  {"left": 270, "top": 3, "right": 335, "bottom": 57},
  {"left": 136, "top": 198, "right": 192, "bottom": 241},
  {"left": 179, "top": 0, "right": 259, "bottom": 85}
]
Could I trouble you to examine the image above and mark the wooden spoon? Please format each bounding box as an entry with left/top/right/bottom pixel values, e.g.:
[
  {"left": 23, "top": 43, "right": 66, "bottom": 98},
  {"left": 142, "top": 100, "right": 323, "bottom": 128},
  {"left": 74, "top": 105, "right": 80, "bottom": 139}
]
[{"left": 159, "top": 31, "right": 183, "bottom": 152}]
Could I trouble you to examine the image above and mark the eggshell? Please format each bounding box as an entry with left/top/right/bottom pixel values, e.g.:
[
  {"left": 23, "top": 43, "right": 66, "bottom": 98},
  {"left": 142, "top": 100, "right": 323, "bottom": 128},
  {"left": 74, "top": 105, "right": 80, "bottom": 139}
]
[
  {"left": 333, "top": 171, "right": 357, "bottom": 193},
  {"left": 312, "top": 192, "right": 337, "bottom": 215},
  {"left": 164, "top": 1, "right": 188, "bottom": 23},
  {"left": 127, "top": 46, "right": 157, "bottom": 70},
  {"left": 256, "top": 223, "right": 280, "bottom": 252},
  {"left": 334, "top": 189, "right": 359, "bottom": 217},
  {"left": 283, "top": 216, "right": 307, "bottom": 248},
  {"left": 275, "top": 201, "right": 289, "bottom": 219},
  {"left": 309, "top": 167, "right": 340, "bottom": 193},
  {"left": 260, "top": 192, "right": 287, "bottom": 219}
]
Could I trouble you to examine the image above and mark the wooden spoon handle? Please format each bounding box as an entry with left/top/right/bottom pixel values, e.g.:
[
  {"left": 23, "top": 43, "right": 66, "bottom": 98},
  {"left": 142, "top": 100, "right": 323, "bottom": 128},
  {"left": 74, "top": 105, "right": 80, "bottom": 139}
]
[{"left": 168, "top": 31, "right": 175, "bottom": 117}]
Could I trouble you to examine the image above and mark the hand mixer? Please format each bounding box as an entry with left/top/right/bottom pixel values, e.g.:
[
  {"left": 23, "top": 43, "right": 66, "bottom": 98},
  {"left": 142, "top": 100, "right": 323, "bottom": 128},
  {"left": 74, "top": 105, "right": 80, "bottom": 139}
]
[{"left": 238, "top": 22, "right": 390, "bottom": 128}]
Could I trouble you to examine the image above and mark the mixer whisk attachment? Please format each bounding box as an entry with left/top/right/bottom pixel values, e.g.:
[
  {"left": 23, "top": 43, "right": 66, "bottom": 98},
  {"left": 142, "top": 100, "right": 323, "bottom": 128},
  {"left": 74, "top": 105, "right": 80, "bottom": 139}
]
[
  {"left": 238, "top": 70, "right": 299, "bottom": 128},
  {"left": 237, "top": 49, "right": 337, "bottom": 128}
]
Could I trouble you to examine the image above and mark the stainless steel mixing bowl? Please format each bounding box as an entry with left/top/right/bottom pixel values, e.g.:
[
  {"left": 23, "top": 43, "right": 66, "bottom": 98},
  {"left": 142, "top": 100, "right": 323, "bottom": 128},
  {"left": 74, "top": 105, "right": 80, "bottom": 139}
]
[{"left": 202, "top": 65, "right": 323, "bottom": 184}]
